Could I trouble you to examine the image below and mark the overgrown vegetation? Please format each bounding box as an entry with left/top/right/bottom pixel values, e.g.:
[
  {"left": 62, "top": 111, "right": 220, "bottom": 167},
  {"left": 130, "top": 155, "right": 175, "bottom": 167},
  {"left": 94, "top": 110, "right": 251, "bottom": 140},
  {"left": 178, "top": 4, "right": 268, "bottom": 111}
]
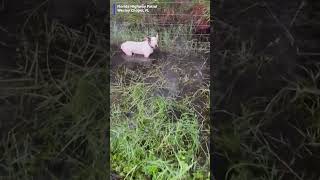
[
  {"left": 111, "top": 83, "right": 208, "bottom": 179},
  {"left": 110, "top": 0, "right": 210, "bottom": 53},
  {"left": 110, "top": 54, "right": 210, "bottom": 179},
  {"left": 110, "top": 0, "right": 210, "bottom": 179},
  {"left": 111, "top": 22, "right": 209, "bottom": 54}
]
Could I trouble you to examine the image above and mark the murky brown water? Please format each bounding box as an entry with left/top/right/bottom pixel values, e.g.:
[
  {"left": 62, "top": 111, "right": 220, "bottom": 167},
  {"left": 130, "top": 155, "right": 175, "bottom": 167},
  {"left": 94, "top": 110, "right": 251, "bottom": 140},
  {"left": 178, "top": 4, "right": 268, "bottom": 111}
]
[{"left": 110, "top": 44, "right": 209, "bottom": 99}]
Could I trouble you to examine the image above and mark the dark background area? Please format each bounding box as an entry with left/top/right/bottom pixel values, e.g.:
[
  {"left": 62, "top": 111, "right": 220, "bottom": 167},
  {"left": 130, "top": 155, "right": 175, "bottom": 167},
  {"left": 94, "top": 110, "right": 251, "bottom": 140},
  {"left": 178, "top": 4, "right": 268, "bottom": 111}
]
[
  {"left": 1, "top": 0, "right": 110, "bottom": 179},
  {"left": 213, "top": 0, "right": 320, "bottom": 180}
]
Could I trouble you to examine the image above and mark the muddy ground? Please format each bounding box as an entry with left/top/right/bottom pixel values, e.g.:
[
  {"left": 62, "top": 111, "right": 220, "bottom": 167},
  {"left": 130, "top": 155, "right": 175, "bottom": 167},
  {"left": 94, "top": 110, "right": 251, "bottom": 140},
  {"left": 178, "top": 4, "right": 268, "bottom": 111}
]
[{"left": 110, "top": 44, "right": 210, "bottom": 99}]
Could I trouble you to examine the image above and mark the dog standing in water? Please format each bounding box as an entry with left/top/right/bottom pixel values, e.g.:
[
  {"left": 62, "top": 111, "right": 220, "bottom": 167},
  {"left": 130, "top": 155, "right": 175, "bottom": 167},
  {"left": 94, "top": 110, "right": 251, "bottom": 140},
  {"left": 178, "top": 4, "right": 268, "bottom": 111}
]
[{"left": 120, "top": 33, "right": 159, "bottom": 58}]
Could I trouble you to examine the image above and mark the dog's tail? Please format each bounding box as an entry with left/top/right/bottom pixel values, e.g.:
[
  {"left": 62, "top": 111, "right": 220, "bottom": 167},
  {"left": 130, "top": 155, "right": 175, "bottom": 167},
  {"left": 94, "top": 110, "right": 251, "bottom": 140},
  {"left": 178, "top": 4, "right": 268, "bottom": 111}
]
[{"left": 120, "top": 42, "right": 124, "bottom": 50}]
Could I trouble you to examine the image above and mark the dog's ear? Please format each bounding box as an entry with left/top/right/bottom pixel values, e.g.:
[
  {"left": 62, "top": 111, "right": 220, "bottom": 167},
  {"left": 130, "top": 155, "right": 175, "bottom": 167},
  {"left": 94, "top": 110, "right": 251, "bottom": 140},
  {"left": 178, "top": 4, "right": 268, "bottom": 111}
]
[
  {"left": 144, "top": 37, "right": 151, "bottom": 42},
  {"left": 156, "top": 33, "right": 159, "bottom": 39}
]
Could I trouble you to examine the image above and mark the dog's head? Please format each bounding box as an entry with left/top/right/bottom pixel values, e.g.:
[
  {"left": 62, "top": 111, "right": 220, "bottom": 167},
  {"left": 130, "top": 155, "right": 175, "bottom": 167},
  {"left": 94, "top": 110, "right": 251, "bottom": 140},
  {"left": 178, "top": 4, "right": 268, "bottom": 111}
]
[{"left": 144, "top": 33, "right": 159, "bottom": 48}]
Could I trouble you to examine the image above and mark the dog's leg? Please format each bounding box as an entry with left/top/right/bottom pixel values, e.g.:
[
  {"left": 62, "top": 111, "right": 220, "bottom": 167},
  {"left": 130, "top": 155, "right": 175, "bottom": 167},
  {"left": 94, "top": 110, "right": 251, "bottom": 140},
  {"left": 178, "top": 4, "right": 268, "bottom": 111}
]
[
  {"left": 120, "top": 46, "right": 133, "bottom": 56},
  {"left": 124, "top": 50, "right": 133, "bottom": 56},
  {"left": 144, "top": 53, "right": 150, "bottom": 58}
]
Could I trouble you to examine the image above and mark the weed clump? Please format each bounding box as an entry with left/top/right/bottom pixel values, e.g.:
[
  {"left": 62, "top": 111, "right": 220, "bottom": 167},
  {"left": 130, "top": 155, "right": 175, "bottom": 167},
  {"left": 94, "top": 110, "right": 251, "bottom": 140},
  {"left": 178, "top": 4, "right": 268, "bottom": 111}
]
[{"left": 111, "top": 83, "right": 209, "bottom": 179}]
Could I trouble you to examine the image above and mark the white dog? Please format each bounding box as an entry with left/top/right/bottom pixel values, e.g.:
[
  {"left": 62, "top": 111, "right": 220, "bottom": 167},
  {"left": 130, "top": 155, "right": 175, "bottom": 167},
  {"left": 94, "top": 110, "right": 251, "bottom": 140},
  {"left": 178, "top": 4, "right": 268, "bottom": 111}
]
[{"left": 120, "top": 33, "right": 159, "bottom": 58}]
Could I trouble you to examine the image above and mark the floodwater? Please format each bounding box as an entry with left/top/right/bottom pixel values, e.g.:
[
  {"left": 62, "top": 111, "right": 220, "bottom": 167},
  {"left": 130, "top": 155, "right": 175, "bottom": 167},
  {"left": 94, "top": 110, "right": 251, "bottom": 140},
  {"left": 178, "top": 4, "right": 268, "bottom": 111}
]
[{"left": 110, "top": 44, "right": 209, "bottom": 99}]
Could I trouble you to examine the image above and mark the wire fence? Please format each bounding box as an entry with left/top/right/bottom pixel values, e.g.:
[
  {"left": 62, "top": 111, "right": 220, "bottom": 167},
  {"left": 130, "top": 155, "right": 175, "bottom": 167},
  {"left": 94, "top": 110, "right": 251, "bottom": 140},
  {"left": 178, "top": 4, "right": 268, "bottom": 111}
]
[{"left": 110, "top": 1, "right": 210, "bottom": 52}]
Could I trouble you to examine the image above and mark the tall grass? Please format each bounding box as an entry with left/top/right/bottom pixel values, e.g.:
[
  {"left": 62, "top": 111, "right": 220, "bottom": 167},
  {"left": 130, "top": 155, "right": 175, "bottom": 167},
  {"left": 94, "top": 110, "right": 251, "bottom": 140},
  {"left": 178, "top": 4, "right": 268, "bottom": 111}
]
[
  {"left": 111, "top": 70, "right": 210, "bottom": 179},
  {"left": 110, "top": 22, "right": 209, "bottom": 54},
  {"left": 110, "top": 0, "right": 210, "bottom": 54}
]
